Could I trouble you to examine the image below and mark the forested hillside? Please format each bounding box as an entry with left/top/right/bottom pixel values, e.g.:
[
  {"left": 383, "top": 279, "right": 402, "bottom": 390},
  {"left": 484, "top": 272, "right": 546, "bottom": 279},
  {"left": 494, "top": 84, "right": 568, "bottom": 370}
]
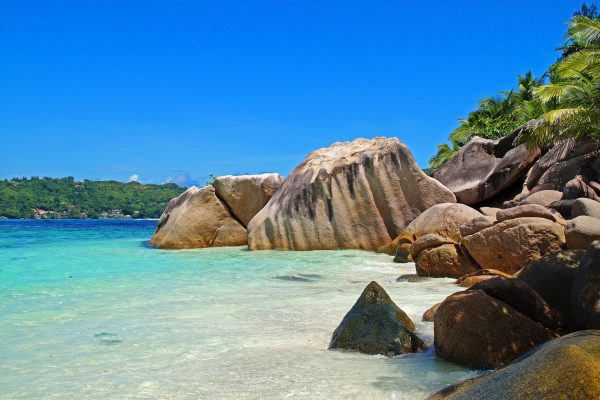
[{"left": 0, "top": 177, "right": 185, "bottom": 219}]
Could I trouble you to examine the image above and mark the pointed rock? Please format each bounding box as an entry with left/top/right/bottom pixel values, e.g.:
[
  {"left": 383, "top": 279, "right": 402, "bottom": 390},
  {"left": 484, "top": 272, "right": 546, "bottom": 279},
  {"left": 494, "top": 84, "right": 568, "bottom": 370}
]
[{"left": 329, "top": 281, "right": 425, "bottom": 356}]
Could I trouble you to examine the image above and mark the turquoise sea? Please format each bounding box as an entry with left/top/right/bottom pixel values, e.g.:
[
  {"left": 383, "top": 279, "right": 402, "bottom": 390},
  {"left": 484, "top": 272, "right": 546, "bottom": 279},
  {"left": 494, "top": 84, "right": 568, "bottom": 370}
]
[{"left": 0, "top": 220, "right": 473, "bottom": 399}]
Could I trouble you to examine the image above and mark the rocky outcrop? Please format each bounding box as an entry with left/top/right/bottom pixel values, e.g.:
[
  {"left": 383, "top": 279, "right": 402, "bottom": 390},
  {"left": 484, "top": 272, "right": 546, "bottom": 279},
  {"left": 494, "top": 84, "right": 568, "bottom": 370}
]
[
  {"left": 519, "top": 189, "right": 563, "bottom": 207},
  {"left": 329, "top": 281, "right": 425, "bottom": 356},
  {"left": 471, "top": 277, "right": 569, "bottom": 333},
  {"left": 434, "top": 288, "right": 559, "bottom": 369},
  {"left": 515, "top": 250, "right": 584, "bottom": 316},
  {"left": 212, "top": 174, "right": 283, "bottom": 227},
  {"left": 427, "top": 331, "right": 600, "bottom": 400},
  {"left": 432, "top": 132, "right": 540, "bottom": 205},
  {"left": 523, "top": 139, "right": 600, "bottom": 193},
  {"left": 461, "top": 217, "right": 565, "bottom": 274},
  {"left": 565, "top": 216, "right": 600, "bottom": 250},
  {"left": 380, "top": 203, "right": 481, "bottom": 255},
  {"left": 410, "top": 234, "right": 480, "bottom": 278},
  {"left": 496, "top": 204, "right": 565, "bottom": 225},
  {"left": 562, "top": 175, "right": 600, "bottom": 201},
  {"left": 571, "top": 240, "right": 600, "bottom": 329},
  {"left": 151, "top": 186, "right": 248, "bottom": 249},
  {"left": 572, "top": 198, "right": 600, "bottom": 219},
  {"left": 248, "top": 137, "right": 456, "bottom": 250}
]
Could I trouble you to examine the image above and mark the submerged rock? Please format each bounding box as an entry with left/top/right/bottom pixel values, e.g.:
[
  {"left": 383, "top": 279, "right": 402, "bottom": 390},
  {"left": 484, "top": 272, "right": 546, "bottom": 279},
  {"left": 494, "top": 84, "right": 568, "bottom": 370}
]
[
  {"left": 329, "top": 281, "right": 425, "bottom": 356},
  {"left": 248, "top": 137, "right": 455, "bottom": 250},
  {"left": 151, "top": 186, "right": 247, "bottom": 249},
  {"left": 427, "top": 331, "right": 600, "bottom": 400}
]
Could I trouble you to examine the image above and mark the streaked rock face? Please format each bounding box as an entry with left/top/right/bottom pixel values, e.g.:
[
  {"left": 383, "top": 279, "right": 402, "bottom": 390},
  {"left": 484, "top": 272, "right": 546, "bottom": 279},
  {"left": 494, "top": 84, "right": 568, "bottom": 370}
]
[
  {"left": 151, "top": 186, "right": 247, "bottom": 249},
  {"left": 213, "top": 173, "right": 284, "bottom": 227},
  {"left": 247, "top": 137, "right": 456, "bottom": 250},
  {"left": 432, "top": 131, "right": 540, "bottom": 205}
]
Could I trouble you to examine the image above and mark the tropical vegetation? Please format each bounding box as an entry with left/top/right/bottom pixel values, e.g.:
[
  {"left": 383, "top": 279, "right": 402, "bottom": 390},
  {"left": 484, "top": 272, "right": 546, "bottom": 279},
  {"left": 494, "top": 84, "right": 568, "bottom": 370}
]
[
  {"left": 430, "top": 3, "right": 600, "bottom": 169},
  {"left": 0, "top": 176, "right": 185, "bottom": 219}
]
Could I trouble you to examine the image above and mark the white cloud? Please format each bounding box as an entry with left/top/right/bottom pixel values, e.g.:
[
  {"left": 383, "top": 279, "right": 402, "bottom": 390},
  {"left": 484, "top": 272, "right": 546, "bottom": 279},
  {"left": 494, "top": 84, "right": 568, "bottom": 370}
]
[{"left": 129, "top": 174, "right": 139, "bottom": 182}]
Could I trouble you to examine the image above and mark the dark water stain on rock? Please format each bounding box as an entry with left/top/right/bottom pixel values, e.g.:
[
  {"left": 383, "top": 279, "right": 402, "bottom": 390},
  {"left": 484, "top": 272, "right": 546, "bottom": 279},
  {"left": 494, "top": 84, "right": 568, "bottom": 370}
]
[{"left": 274, "top": 275, "right": 313, "bottom": 282}]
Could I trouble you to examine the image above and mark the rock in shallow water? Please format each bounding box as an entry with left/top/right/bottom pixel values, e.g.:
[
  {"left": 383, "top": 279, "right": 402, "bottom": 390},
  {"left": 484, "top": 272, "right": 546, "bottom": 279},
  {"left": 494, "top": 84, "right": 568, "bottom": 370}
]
[
  {"left": 434, "top": 288, "right": 559, "bottom": 370},
  {"left": 248, "top": 137, "right": 455, "bottom": 250},
  {"left": 329, "top": 281, "right": 425, "bottom": 356},
  {"left": 151, "top": 186, "right": 247, "bottom": 249}
]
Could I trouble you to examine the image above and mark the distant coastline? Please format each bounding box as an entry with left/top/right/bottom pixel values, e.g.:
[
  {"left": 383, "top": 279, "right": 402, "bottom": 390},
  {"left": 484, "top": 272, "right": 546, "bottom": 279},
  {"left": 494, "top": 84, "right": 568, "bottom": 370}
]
[{"left": 0, "top": 176, "right": 185, "bottom": 219}]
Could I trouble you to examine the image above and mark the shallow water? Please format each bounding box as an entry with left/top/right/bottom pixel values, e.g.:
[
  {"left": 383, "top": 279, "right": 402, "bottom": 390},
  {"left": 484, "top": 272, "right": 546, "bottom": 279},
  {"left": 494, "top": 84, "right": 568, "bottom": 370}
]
[{"left": 0, "top": 220, "right": 474, "bottom": 399}]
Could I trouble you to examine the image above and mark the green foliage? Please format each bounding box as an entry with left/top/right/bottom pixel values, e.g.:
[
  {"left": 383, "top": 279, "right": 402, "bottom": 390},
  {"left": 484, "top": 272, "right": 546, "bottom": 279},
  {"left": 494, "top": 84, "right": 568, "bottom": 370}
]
[
  {"left": 205, "top": 173, "right": 217, "bottom": 186},
  {"left": 520, "top": 13, "right": 600, "bottom": 147},
  {"left": 430, "top": 2, "right": 600, "bottom": 169},
  {"left": 0, "top": 177, "right": 185, "bottom": 219}
]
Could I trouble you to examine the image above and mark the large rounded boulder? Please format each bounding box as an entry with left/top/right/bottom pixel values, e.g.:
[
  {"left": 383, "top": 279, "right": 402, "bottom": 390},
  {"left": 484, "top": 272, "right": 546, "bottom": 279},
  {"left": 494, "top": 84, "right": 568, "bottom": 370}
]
[
  {"left": 461, "top": 217, "right": 565, "bottom": 274},
  {"left": 381, "top": 203, "right": 482, "bottom": 255},
  {"left": 523, "top": 139, "right": 600, "bottom": 194},
  {"left": 329, "top": 281, "right": 425, "bottom": 356},
  {"left": 432, "top": 131, "right": 540, "bottom": 205},
  {"left": 410, "top": 234, "right": 480, "bottom": 278},
  {"left": 212, "top": 173, "right": 283, "bottom": 227},
  {"left": 151, "top": 186, "right": 247, "bottom": 249},
  {"left": 248, "top": 137, "right": 456, "bottom": 250},
  {"left": 434, "top": 280, "right": 561, "bottom": 369},
  {"left": 427, "top": 331, "right": 600, "bottom": 400},
  {"left": 515, "top": 250, "right": 584, "bottom": 316},
  {"left": 565, "top": 216, "right": 600, "bottom": 250}
]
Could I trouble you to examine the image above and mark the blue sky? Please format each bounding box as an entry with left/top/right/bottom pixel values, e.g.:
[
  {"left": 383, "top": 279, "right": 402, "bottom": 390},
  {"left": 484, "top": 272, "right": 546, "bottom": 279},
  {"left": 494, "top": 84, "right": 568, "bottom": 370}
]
[{"left": 0, "top": 0, "right": 580, "bottom": 185}]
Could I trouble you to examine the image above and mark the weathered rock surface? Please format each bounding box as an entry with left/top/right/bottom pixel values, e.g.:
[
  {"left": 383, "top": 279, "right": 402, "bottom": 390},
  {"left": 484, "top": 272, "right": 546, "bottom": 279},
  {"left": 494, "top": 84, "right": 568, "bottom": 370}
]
[
  {"left": 151, "top": 186, "right": 247, "bottom": 249},
  {"left": 563, "top": 175, "right": 600, "bottom": 201},
  {"left": 248, "top": 137, "right": 456, "bottom": 250},
  {"left": 524, "top": 139, "right": 600, "bottom": 193},
  {"left": 411, "top": 234, "right": 480, "bottom": 278},
  {"left": 461, "top": 217, "right": 566, "bottom": 274},
  {"left": 427, "top": 330, "right": 600, "bottom": 400},
  {"left": 572, "top": 198, "right": 600, "bottom": 220},
  {"left": 470, "top": 277, "right": 569, "bottom": 333},
  {"left": 432, "top": 132, "right": 540, "bottom": 205},
  {"left": 213, "top": 173, "right": 283, "bottom": 227},
  {"left": 434, "top": 290, "right": 558, "bottom": 369},
  {"left": 393, "top": 247, "right": 411, "bottom": 263},
  {"left": 571, "top": 240, "right": 600, "bottom": 329},
  {"left": 458, "top": 216, "right": 495, "bottom": 237},
  {"left": 496, "top": 204, "right": 565, "bottom": 225},
  {"left": 422, "top": 302, "right": 441, "bottom": 322},
  {"left": 479, "top": 207, "right": 500, "bottom": 218},
  {"left": 455, "top": 269, "right": 512, "bottom": 288},
  {"left": 519, "top": 189, "right": 563, "bottom": 207},
  {"left": 565, "top": 216, "right": 600, "bottom": 250},
  {"left": 515, "top": 250, "right": 584, "bottom": 316},
  {"left": 329, "top": 281, "right": 425, "bottom": 356},
  {"left": 380, "top": 203, "right": 480, "bottom": 255}
]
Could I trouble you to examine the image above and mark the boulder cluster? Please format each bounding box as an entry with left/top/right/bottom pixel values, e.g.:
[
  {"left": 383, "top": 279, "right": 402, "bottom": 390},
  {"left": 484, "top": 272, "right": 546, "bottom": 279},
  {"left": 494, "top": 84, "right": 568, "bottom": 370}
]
[{"left": 151, "top": 134, "right": 600, "bottom": 398}]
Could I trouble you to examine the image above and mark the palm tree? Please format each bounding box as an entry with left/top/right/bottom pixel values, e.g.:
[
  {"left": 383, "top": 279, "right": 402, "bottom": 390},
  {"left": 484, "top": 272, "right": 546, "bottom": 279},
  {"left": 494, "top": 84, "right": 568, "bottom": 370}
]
[{"left": 520, "top": 15, "right": 600, "bottom": 146}]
